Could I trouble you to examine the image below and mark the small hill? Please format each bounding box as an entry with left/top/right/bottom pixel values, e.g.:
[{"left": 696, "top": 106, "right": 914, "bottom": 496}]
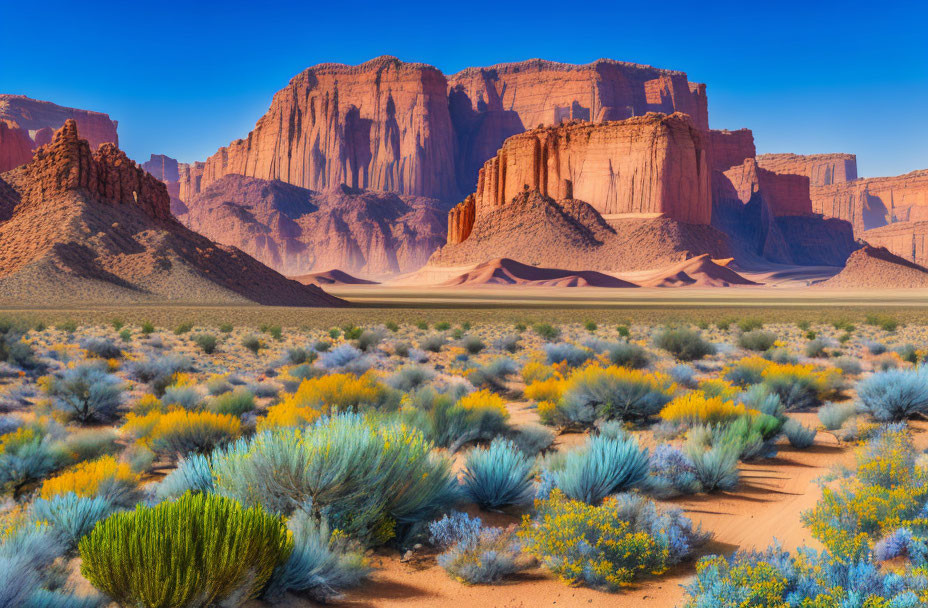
[
  {"left": 0, "top": 121, "right": 343, "bottom": 306},
  {"left": 443, "top": 258, "right": 638, "bottom": 287},
  {"left": 291, "top": 269, "right": 379, "bottom": 286},
  {"left": 821, "top": 245, "right": 928, "bottom": 288},
  {"left": 636, "top": 255, "right": 760, "bottom": 287}
]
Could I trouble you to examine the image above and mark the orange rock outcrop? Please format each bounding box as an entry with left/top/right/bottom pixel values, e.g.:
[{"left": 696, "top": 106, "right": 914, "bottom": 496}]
[
  {"left": 0, "top": 95, "right": 118, "bottom": 172},
  {"left": 463, "top": 113, "right": 710, "bottom": 226},
  {"left": 812, "top": 170, "right": 928, "bottom": 234},
  {"left": 757, "top": 153, "right": 857, "bottom": 187}
]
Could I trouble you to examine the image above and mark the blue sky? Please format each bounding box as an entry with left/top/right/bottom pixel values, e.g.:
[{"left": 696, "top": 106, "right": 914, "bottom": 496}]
[{"left": 2, "top": 0, "right": 925, "bottom": 177}]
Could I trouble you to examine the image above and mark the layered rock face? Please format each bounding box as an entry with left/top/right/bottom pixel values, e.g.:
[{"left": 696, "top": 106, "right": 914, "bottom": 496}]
[
  {"left": 861, "top": 221, "right": 928, "bottom": 267},
  {"left": 448, "top": 58, "right": 708, "bottom": 191},
  {"left": 178, "top": 175, "right": 446, "bottom": 277},
  {"left": 0, "top": 122, "right": 341, "bottom": 306},
  {"left": 811, "top": 170, "right": 928, "bottom": 234},
  {"left": 0, "top": 95, "right": 118, "bottom": 172},
  {"left": 178, "top": 56, "right": 710, "bottom": 203},
  {"left": 178, "top": 56, "right": 457, "bottom": 202},
  {"left": 142, "top": 154, "right": 180, "bottom": 182},
  {"left": 757, "top": 153, "right": 857, "bottom": 187},
  {"left": 463, "top": 113, "right": 711, "bottom": 225}
]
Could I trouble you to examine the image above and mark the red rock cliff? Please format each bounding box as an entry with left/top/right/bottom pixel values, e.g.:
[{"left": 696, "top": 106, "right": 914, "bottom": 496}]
[
  {"left": 757, "top": 153, "right": 857, "bottom": 187},
  {"left": 178, "top": 56, "right": 457, "bottom": 202},
  {"left": 3, "top": 119, "right": 171, "bottom": 221},
  {"left": 453, "top": 112, "right": 711, "bottom": 235},
  {"left": 0, "top": 95, "right": 118, "bottom": 172},
  {"left": 811, "top": 170, "right": 928, "bottom": 234}
]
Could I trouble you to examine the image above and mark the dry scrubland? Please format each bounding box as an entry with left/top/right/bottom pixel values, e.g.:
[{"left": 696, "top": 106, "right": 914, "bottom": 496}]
[{"left": 3, "top": 311, "right": 928, "bottom": 607}]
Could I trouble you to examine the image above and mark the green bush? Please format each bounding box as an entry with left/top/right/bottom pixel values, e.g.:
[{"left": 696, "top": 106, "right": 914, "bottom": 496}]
[
  {"left": 219, "top": 323, "right": 233, "bottom": 333},
  {"left": 737, "top": 319, "right": 763, "bottom": 332},
  {"left": 738, "top": 330, "right": 776, "bottom": 352},
  {"left": 242, "top": 335, "right": 263, "bottom": 354},
  {"left": 533, "top": 323, "right": 561, "bottom": 341},
  {"left": 654, "top": 328, "right": 715, "bottom": 361},
  {"left": 140, "top": 321, "right": 155, "bottom": 335},
  {"left": 194, "top": 333, "right": 218, "bottom": 354},
  {"left": 45, "top": 363, "right": 125, "bottom": 424},
  {"left": 79, "top": 492, "right": 293, "bottom": 608},
  {"left": 174, "top": 322, "right": 193, "bottom": 335}
]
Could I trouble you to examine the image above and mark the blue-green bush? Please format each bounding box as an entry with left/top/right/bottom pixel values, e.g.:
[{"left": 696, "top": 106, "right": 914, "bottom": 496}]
[
  {"left": 607, "top": 341, "right": 650, "bottom": 369},
  {"left": 782, "top": 418, "right": 817, "bottom": 448},
  {"left": 461, "top": 438, "right": 534, "bottom": 510},
  {"left": 857, "top": 367, "right": 928, "bottom": 421},
  {"left": 654, "top": 328, "right": 715, "bottom": 361},
  {"left": 47, "top": 363, "right": 124, "bottom": 424},
  {"left": 543, "top": 342, "right": 592, "bottom": 367},
  {"left": 31, "top": 493, "right": 116, "bottom": 550},
  {"left": 548, "top": 433, "right": 649, "bottom": 504}
]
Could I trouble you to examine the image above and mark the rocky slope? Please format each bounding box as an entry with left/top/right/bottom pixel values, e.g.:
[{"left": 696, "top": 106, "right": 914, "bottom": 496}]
[
  {"left": 177, "top": 56, "right": 709, "bottom": 203},
  {"left": 0, "top": 121, "right": 342, "bottom": 306},
  {"left": 177, "top": 175, "right": 446, "bottom": 277},
  {"left": 443, "top": 258, "right": 638, "bottom": 288},
  {"left": 430, "top": 189, "right": 729, "bottom": 273},
  {"left": 757, "top": 153, "right": 857, "bottom": 187},
  {"left": 820, "top": 245, "right": 928, "bottom": 288},
  {"left": 0, "top": 95, "right": 118, "bottom": 172}
]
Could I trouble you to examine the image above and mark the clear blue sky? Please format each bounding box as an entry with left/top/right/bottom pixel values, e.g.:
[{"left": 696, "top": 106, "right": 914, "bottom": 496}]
[{"left": 2, "top": 0, "right": 925, "bottom": 177}]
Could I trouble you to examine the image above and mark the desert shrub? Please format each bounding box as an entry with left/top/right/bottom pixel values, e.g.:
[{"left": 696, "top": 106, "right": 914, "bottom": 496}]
[
  {"left": 606, "top": 341, "right": 649, "bottom": 369},
  {"left": 865, "top": 313, "right": 899, "bottom": 332},
  {"left": 419, "top": 333, "right": 447, "bottom": 353},
  {"left": 356, "top": 329, "right": 384, "bottom": 352},
  {"left": 738, "top": 384, "right": 784, "bottom": 418},
  {"left": 520, "top": 489, "right": 704, "bottom": 591},
  {"left": 737, "top": 318, "right": 764, "bottom": 332},
  {"left": 44, "top": 363, "right": 124, "bottom": 424},
  {"left": 400, "top": 387, "right": 509, "bottom": 451},
  {"left": 684, "top": 544, "right": 928, "bottom": 607},
  {"left": 207, "top": 388, "right": 255, "bottom": 417},
  {"left": 154, "top": 452, "right": 214, "bottom": 500},
  {"left": 804, "top": 337, "right": 830, "bottom": 358},
  {"left": 61, "top": 428, "right": 119, "bottom": 462},
  {"left": 466, "top": 356, "right": 518, "bottom": 391},
  {"left": 173, "top": 322, "right": 193, "bottom": 335},
  {"left": 460, "top": 335, "right": 486, "bottom": 355},
  {"left": 266, "top": 373, "right": 388, "bottom": 429},
  {"left": 738, "top": 330, "right": 776, "bottom": 352},
  {"left": 493, "top": 334, "right": 521, "bottom": 353},
  {"left": 697, "top": 378, "right": 739, "bottom": 401},
  {"left": 782, "top": 418, "right": 816, "bottom": 448},
  {"left": 533, "top": 323, "right": 561, "bottom": 341},
  {"left": 123, "top": 409, "right": 241, "bottom": 458},
  {"left": 543, "top": 342, "right": 592, "bottom": 367},
  {"left": 760, "top": 362, "right": 838, "bottom": 410},
  {"left": 521, "top": 360, "right": 555, "bottom": 384},
  {"left": 264, "top": 324, "right": 283, "bottom": 341},
  {"left": 436, "top": 523, "right": 528, "bottom": 584},
  {"left": 684, "top": 435, "right": 740, "bottom": 492},
  {"left": 208, "top": 414, "right": 457, "bottom": 544},
  {"left": 659, "top": 393, "right": 757, "bottom": 428},
  {"left": 161, "top": 382, "right": 201, "bottom": 410},
  {"left": 247, "top": 381, "right": 280, "bottom": 399},
  {"left": 39, "top": 455, "right": 139, "bottom": 504},
  {"left": 550, "top": 365, "right": 674, "bottom": 427},
  {"left": 645, "top": 444, "right": 701, "bottom": 497},
  {"left": 128, "top": 354, "right": 192, "bottom": 395},
  {"left": 79, "top": 492, "right": 293, "bottom": 608},
  {"left": 461, "top": 438, "right": 534, "bottom": 510},
  {"left": 616, "top": 324, "right": 630, "bottom": 337},
  {"left": 79, "top": 337, "right": 122, "bottom": 359},
  {"left": 0, "top": 524, "right": 72, "bottom": 607},
  {"left": 818, "top": 401, "right": 857, "bottom": 430},
  {"left": 193, "top": 333, "right": 218, "bottom": 354},
  {"left": 317, "top": 344, "right": 364, "bottom": 369},
  {"left": 241, "top": 334, "right": 263, "bottom": 354},
  {"left": 545, "top": 433, "right": 649, "bottom": 504},
  {"left": 0, "top": 424, "right": 65, "bottom": 498},
  {"left": 261, "top": 510, "right": 369, "bottom": 602},
  {"left": 687, "top": 411, "right": 782, "bottom": 462},
  {"left": 721, "top": 355, "right": 769, "bottom": 387},
  {"left": 802, "top": 425, "right": 928, "bottom": 560},
  {"left": 654, "top": 327, "right": 715, "bottom": 361},
  {"left": 833, "top": 355, "right": 862, "bottom": 376},
  {"left": 669, "top": 364, "right": 697, "bottom": 388},
  {"left": 31, "top": 493, "right": 115, "bottom": 550},
  {"left": 0, "top": 320, "right": 39, "bottom": 370},
  {"left": 284, "top": 347, "right": 315, "bottom": 366},
  {"left": 858, "top": 367, "right": 928, "bottom": 421},
  {"left": 865, "top": 340, "right": 888, "bottom": 355},
  {"left": 204, "top": 375, "right": 233, "bottom": 396},
  {"left": 140, "top": 321, "right": 155, "bottom": 335},
  {"left": 511, "top": 423, "right": 555, "bottom": 456}
]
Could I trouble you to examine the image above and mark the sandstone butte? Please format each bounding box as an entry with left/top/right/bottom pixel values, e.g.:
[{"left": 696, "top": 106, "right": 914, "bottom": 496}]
[
  {"left": 757, "top": 153, "right": 858, "bottom": 187},
  {"left": 176, "top": 56, "right": 710, "bottom": 203},
  {"left": 0, "top": 120, "right": 342, "bottom": 306},
  {"left": 0, "top": 94, "right": 118, "bottom": 172}
]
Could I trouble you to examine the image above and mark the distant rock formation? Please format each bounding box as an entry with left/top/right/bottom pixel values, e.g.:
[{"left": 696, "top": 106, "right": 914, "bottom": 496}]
[
  {"left": 636, "top": 254, "right": 759, "bottom": 287},
  {"left": 443, "top": 258, "right": 638, "bottom": 288},
  {"left": 142, "top": 154, "right": 180, "bottom": 182},
  {"left": 0, "top": 121, "right": 342, "bottom": 306},
  {"left": 177, "top": 56, "right": 710, "bottom": 203},
  {"left": 811, "top": 170, "right": 928, "bottom": 234},
  {"left": 861, "top": 220, "right": 928, "bottom": 267},
  {"left": 177, "top": 175, "right": 446, "bottom": 277},
  {"left": 0, "top": 95, "right": 118, "bottom": 172},
  {"left": 821, "top": 245, "right": 928, "bottom": 288},
  {"left": 757, "top": 153, "right": 857, "bottom": 187}
]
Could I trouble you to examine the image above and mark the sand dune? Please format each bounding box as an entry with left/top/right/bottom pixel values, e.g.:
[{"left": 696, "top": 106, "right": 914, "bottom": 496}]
[
  {"left": 821, "top": 245, "right": 928, "bottom": 288},
  {"left": 442, "top": 258, "right": 638, "bottom": 288},
  {"left": 291, "top": 269, "right": 379, "bottom": 286},
  {"left": 633, "top": 254, "right": 760, "bottom": 287}
]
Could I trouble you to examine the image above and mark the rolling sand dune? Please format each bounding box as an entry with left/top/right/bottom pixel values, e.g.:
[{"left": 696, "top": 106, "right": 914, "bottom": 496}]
[
  {"left": 291, "top": 269, "right": 379, "bottom": 286},
  {"left": 442, "top": 258, "right": 638, "bottom": 288},
  {"left": 633, "top": 254, "right": 760, "bottom": 287}
]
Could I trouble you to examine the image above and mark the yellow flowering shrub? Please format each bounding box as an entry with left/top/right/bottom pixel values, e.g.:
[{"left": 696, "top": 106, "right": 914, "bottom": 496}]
[
  {"left": 697, "top": 378, "right": 740, "bottom": 401},
  {"left": 39, "top": 455, "right": 139, "bottom": 500},
  {"left": 132, "top": 394, "right": 163, "bottom": 415},
  {"left": 524, "top": 377, "right": 564, "bottom": 404},
  {"left": 520, "top": 489, "right": 669, "bottom": 590},
  {"left": 258, "top": 401, "right": 321, "bottom": 431},
  {"left": 660, "top": 392, "right": 758, "bottom": 426},
  {"left": 455, "top": 389, "right": 509, "bottom": 421},
  {"left": 123, "top": 409, "right": 240, "bottom": 457},
  {"left": 522, "top": 360, "right": 556, "bottom": 384},
  {"left": 285, "top": 373, "right": 385, "bottom": 411}
]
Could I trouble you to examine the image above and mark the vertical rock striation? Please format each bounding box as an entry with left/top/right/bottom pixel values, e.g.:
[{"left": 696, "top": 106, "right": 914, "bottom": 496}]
[{"left": 757, "top": 153, "right": 857, "bottom": 187}]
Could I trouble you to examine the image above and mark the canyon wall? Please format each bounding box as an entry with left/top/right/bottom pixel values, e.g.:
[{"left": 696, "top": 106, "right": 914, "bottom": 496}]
[
  {"left": 757, "top": 153, "right": 857, "bottom": 187},
  {"left": 462, "top": 112, "right": 710, "bottom": 226},
  {"left": 862, "top": 221, "right": 928, "bottom": 267},
  {"left": 0, "top": 95, "right": 118, "bottom": 172},
  {"left": 812, "top": 170, "right": 928, "bottom": 234},
  {"left": 178, "top": 56, "right": 458, "bottom": 202}
]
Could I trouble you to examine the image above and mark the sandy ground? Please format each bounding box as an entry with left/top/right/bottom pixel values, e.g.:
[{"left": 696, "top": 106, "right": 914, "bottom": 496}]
[{"left": 263, "top": 410, "right": 928, "bottom": 608}]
